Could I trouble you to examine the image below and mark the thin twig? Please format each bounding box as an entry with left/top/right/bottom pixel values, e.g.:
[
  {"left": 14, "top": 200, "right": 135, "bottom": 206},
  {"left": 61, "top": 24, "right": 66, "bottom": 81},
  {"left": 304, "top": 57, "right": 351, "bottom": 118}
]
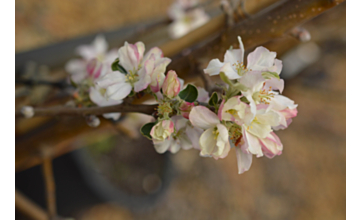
[
  {"left": 16, "top": 103, "right": 158, "bottom": 118},
  {"left": 15, "top": 189, "right": 48, "bottom": 220},
  {"left": 41, "top": 147, "right": 57, "bottom": 220}
]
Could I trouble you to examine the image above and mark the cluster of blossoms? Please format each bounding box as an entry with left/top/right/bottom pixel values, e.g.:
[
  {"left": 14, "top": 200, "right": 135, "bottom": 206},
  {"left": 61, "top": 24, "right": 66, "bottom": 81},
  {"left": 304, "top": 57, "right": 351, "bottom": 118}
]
[
  {"left": 67, "top": 34, "right": 297, "bottom": 174},
  {"left": 168, "top": 0, "right": 210, "bottom": 39}
]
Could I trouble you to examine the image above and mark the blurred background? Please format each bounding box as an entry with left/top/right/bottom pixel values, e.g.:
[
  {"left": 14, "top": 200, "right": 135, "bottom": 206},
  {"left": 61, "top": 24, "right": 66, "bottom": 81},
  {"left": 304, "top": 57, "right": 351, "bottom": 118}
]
[{"left": 15, "top": 0, "right": 345, "bottom": 219}]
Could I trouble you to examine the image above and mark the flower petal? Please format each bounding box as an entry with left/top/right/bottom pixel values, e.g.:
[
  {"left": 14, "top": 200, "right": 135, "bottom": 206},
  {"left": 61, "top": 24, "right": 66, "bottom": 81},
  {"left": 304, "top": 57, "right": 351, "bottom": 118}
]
[
  {"left": 247, "top": 46, "right": 277, "bottom": 71},
  {"left": 204, "top": 59, "right": 224, "bottom": 76},
  {"left": 199, "top": 128, "right": 217, "bottom": 156},
  {"left": 235, "top": 147, "right": 253, "bottom": 174},
  {"left": 220, "top": 62, "right": 240, "bottom": 80},
  {"left": 189, "top": 106, "right": 220, "bottom": 130}
]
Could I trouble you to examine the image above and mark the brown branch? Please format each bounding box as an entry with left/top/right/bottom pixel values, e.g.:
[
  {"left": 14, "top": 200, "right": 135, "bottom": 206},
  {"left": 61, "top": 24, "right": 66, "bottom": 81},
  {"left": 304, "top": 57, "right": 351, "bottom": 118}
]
[
  {"left": 41, "top": 147, "right": 57, "bottom": 219},
  {"left": 15, "top": 188, "right": 48, "bottom": 220},
  {"left": 167, "top": 0, "right": 345, "bottom": 77},
  {"left": 16, "top": 103, "right": 158, "bottom": 118}
]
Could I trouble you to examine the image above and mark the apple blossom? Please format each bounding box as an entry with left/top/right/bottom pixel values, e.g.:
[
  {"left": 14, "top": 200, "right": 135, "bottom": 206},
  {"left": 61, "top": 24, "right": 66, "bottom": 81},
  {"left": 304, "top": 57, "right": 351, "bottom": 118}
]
[
  {"left": 151, "top": 116, "right": 202, "bottom": 154},
  {"left": 89, "top": 87, "right": 123, "bottom": 120},
  {"left": 65, "top": 35, "right": 117, "bottom": 84},
  {"left": 96, "top": 42, "right": 171, "bottom": 100},
  {"left": 168, "top": 0, "right": 210, "bottom": 39},
  {"left": 189, "top": 106, "right": 231, "bottom": 159}
]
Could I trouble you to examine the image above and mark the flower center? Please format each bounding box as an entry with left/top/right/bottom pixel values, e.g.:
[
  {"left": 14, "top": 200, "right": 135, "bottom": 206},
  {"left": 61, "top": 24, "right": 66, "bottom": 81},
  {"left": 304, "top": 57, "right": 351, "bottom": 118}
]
[
  {"left": 212, "top": 128, "right": 220, "bottom": 140},
  {"left": 125, "top": 70, "right": 139, "bottom": 86},
  {"left": 233, "top": 61, "right": 248, "bottom": 76},
  {"left": 253, "top": 87, "right": 274, "bottom": 104},
  {"left": 226, "top": 109, "right": 238, "bottom": 117},
  {"left": 157, "top": 102, "right": 173, "bottom": 117}
]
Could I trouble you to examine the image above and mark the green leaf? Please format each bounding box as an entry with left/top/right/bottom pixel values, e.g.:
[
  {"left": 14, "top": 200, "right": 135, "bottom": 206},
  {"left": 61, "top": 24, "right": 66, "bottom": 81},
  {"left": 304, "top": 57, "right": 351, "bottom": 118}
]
[
  {"left": 140, "top": 122, "right": 156, "bottom": 140},
  {"left": 178, "top": 84, "right": 198, "bottom": 103},
  {"left": 220, "top": 72, "right": 233, "bottom": 86},
  {"left": 208, "top": 92, "right": 219, "bottom": 106},
  {"left": 262, "top": 71, "right": 280, "bottom": 79},
  {"left": 111, "top": 58, "right": 127, "bottom": 74},
  {"left": 240, "top": 96, "right": 249, "bottom": 104}
]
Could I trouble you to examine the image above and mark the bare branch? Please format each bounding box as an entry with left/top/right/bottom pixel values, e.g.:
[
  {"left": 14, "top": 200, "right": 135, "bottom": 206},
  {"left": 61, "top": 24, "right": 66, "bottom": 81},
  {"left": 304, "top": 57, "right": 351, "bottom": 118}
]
[{"left": 15, "top": 103, "right": 158, "bottom": 118}]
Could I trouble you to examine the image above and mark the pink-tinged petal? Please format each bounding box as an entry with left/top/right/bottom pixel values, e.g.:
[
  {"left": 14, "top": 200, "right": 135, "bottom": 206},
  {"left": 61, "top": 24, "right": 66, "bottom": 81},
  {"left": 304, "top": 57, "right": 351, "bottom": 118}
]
[
  {"left": 204, "top": 59, "right": 224, "bottom": 76},
  {"left": 264, "top": 78, "right": 284, "bottom": 93},
  {"left": 259, "top": 132, "right": 283, "bottom": 158},
  {"left": 269, "top": 95, "right": 298, "bottom": 111},
  {"left": 281, "top": 108, "right": 298, "bottom": 119},
  {"left": 236, "top": 147, "right": 253, "bottom": 174},
  {"left": 162, "top": 70, "right": 181, "bottom": 98},
  {"left": 143, "top": 47, "right": 163, "bottom": 64},
  {"left": 153, "top": 139, "right": 172, "bottom": 154},
  {"left": 179, "top": 102, "right": 194, "bottom": 119},
  {"left": 189, "top": 106, "right": 220, "bottom": 130},
  {"left": 224, "top": 48, "right": 243, "bottom": 66},
  {"left": 150, "top": 57, "right": 171, "bottom": 92},
  {"left": 247, "top": 46, "right": 277, "bottom": 71},
  {"left": 197, "top": 87, "right": 209, "bottom": 102},
  {"left": 220, "top": 62, "right": 240, "bottom": 80},
  {"left": 218, "top": 99, "right": 225, "bottom": 121},
  {"left": 243, "top": 129, "right": 263, "bottom": 157},
  {"left": 118, "top": 42, "right": 140, "bottom": 72},
  {"left": 185, "top": 125, "right": 203, "bottom": 150},
  {"left": 135, "top": 41, "right": 145, "bottom": 61}
]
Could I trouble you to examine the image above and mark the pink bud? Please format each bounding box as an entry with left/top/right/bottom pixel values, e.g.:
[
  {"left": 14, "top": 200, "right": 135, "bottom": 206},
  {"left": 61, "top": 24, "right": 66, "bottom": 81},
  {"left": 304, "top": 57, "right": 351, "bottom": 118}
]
[
  {"left": 162, "top": 70, "right": 181, "bottom": 98},
  {"left": 179, "top": 102, "right": 194, "bottom": 119}
]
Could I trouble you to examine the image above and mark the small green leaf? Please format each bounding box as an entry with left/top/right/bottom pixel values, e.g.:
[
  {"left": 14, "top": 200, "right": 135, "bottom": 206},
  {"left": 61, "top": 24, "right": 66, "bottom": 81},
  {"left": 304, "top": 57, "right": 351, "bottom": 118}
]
[
  {"left": 208, "top": 92, "right": 219, "bottom": 106},
  {"left": 140, "top": 122, "right": 156, "bottom": 140},
  {"left": 240, "top": 96, "right": 249, "bottom": 104},
  {"left": 262, "top": 71, "right": 280, "bottom": 79},
  {"left": 178, "top": 84, "right": 198, "bottom": 103},
  {"left": 111, "top": 58, "right": 127, "bottom": 74},
  {"left": 220, "top": 72, "right": 233, "bottom": 86}
]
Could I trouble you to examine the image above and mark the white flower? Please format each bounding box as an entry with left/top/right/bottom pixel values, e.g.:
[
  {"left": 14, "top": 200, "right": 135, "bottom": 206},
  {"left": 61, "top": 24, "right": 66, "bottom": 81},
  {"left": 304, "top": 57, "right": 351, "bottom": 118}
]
[
  {"left": 189, "top": 106, "right": 230, "bottom": 159},
  {"left": 89, "top": 87, "right": 122, "bottom": 120},
  {"left": 204, "top": 36, "right": 283, "bottom": 80},
  {"left": 267, "top": 95, "right": 298, "bottom": 130},
  {"left": 65, "top": 35, "right": 117, "bottom": 84},
  {"left": 96, "top": 42, "right": 171, "bottom": 101},
  {"left": 152, "top": 116, "right": 202, "bottom": 154},
  {"left": 168, "top": 0, "right": 210, "bottom": 39}
]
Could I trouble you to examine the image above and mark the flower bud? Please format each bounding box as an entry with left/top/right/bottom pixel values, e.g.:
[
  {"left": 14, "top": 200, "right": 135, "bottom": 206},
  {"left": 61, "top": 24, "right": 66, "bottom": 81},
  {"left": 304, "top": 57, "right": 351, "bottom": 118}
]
[
  {"left": 179, "top": 101, "right": 194, "bottom": 119},
  {"left": 162, "top": 70, "right": 181, "bottom": 99},
  {"left": 86, "top": 115, "right": 100, "bottom": 127},
  {"left": 150, "top": 120, "right": 174, "bottom": 141},
  {"left": 21, "top": 106, "right": 34, "bottom": 118}
]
